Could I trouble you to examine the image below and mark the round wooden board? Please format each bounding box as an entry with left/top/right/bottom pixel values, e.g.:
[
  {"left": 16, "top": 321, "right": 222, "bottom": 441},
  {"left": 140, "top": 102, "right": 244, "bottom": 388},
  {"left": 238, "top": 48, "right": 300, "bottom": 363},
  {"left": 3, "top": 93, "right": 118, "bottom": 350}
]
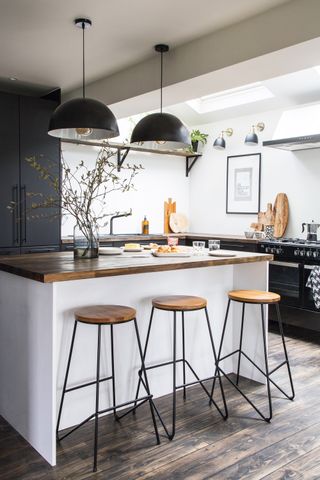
[
  {"left": 273, "top": 193, "right": 289, "bottom": 238},
  {"left": 169, "top": 213, "right": 189, "bottom": 233}
]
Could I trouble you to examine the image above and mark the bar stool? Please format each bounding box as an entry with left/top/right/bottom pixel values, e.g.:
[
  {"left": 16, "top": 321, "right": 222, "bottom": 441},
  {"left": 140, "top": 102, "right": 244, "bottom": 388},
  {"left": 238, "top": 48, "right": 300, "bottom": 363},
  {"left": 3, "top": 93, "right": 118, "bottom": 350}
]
[
  {"left": 56, "top": 305, "right": 160, "bottom": 472},
  {"left": 214, "top": 290, "right": 295, "bottom": 422},
  {"left": 134, "top": 295, "right": 228, "bottom": 440}
]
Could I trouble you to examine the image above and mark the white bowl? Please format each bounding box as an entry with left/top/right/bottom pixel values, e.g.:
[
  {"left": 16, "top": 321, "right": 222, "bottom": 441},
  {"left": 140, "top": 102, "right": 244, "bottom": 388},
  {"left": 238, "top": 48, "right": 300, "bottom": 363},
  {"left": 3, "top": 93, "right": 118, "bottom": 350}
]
[{"left": 254, "top": 232, "right": 265, "bottom": 239}]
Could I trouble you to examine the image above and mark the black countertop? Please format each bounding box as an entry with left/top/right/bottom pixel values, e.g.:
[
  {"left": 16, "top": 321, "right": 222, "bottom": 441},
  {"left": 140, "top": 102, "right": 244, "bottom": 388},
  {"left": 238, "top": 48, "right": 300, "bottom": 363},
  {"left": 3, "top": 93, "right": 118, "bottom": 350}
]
[{"left": 62, "top": 232, "right": 260, "bottom": 245}]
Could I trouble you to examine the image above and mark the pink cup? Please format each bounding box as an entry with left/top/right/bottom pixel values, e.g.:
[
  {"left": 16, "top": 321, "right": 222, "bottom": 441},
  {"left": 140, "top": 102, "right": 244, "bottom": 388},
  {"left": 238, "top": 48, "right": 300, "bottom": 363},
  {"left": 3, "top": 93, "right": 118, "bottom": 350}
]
[{"left": 167, "top": 236, "right": 179, "bottom": 246}]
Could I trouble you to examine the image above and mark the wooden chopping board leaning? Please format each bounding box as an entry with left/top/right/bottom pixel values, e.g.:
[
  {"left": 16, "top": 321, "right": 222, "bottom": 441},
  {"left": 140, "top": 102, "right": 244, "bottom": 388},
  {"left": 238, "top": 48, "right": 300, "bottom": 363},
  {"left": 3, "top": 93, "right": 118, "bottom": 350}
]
[
  {"left": 164, "top": 198, "right": 176, "bottom": 233},
  {"left": 250, "top": 193, "right": 289, "bottom": 238},
  {"left": 169, "top": 213, "right": 189, "bottom": 233},
  {"left": 273, "top": 193, "right": 289, "bottom": 238}
]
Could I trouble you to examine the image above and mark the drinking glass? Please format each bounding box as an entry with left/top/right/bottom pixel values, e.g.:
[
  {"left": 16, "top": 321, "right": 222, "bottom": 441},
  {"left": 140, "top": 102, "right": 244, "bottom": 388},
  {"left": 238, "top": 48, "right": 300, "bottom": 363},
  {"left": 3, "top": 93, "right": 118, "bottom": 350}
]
[
  {"left": 208, "top": 240, "right": 220, "bottom": 251},
  {"left": 167, "top": 236, "right": 179, "bottom": 246},
  {"left": 193, "top": 241, "right": 205, "bottom": 255}
]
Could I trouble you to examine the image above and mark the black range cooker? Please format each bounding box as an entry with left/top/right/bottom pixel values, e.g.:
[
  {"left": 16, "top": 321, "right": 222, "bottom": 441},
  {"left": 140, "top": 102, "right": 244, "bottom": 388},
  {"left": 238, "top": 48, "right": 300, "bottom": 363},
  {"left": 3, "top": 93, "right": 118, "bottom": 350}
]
[{"left": 258, "top": 238, "right": 320, "bottom": 331}]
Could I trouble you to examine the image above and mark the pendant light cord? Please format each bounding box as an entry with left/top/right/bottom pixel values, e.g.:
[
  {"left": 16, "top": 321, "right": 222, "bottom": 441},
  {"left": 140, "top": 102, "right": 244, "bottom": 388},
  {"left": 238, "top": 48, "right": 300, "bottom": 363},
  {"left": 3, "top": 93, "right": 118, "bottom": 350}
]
[
  {"left": 160, "top": 50, "right": 163, "bottom": 113},
  {"left": 82, "top": 21, "right": 85, "bottom": 98}
]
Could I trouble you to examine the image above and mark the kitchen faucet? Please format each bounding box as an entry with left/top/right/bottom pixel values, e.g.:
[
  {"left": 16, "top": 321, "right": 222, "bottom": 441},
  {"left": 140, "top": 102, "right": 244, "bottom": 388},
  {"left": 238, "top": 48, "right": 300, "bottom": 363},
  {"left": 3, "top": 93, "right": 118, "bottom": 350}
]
[{"left": 109, "top": 209, "right": 132, "bottom": 235}]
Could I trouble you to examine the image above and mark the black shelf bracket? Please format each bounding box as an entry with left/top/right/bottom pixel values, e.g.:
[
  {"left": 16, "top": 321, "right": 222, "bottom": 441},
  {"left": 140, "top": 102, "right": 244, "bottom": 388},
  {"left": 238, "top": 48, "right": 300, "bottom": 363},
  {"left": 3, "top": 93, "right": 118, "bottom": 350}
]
[
  {"left": 186, "top": 155, "right": 200, "bottom": 177},
  {"left": 117, "top": 147, "right": 131, "bottom": 172}
]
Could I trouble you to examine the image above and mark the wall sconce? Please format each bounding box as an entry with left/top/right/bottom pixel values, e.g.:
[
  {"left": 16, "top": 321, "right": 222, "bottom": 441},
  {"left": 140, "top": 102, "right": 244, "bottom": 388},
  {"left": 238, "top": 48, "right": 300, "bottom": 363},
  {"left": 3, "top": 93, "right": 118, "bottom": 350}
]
[
  {"left": 244, "top": 122, "right": 265, "bottom": 146},
  {"left": 213, "top": 128, "right": 233, "bottom": 150}
]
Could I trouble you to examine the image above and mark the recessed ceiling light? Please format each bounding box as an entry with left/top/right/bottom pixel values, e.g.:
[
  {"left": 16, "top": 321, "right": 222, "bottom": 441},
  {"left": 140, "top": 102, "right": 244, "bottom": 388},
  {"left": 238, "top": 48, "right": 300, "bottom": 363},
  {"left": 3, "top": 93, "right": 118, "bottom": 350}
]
[{"left": 186, "top": 82, "right": 274, "bottom": 114}]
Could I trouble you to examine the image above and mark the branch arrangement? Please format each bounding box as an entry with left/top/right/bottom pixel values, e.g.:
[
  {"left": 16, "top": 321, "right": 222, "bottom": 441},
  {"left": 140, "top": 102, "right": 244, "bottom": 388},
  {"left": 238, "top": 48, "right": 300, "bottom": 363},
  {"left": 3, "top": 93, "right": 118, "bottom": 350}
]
[{"left": 14, "top": 146, "right": 143, "bottom": 246}]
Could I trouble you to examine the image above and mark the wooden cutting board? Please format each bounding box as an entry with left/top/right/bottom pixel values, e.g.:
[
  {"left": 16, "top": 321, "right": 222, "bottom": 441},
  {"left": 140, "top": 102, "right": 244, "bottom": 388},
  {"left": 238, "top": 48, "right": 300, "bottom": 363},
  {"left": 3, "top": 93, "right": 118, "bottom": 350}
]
[
  {"left": 164, "top": 198, "right": 176, "bottom": 233},
  {"left": 273, "top": 193, "right": 289, "bottom": 238},
  {"left": 169, "top": 213, "right": 189, "bottom": 233}
]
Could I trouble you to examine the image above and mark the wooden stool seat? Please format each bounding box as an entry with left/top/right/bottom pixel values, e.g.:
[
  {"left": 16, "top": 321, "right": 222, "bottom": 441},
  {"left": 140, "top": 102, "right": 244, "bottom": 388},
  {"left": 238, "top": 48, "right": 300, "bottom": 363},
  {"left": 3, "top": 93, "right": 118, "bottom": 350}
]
[
  {"left": 74, "top": 305, "right": 136, "bottom": 325},
  {"left": 152, "top": 295, "right": 207, "bottom": 311},
  {"left": 228, "top": 290, "right": 280, "bottom": 304}
]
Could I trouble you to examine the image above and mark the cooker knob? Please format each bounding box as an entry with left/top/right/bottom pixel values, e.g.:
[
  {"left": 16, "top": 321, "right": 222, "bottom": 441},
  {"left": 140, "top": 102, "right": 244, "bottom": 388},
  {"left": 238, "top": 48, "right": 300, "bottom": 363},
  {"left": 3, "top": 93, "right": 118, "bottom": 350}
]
[
  {"left": 306, "top": 250, "right": 312, "bottom": 257},
  {"left": 294, "top": 248, "right": 300, "bottom": 256},
  {"left": 299, "top": 249, "right": 305, "bottom": 257},
  {"left": 276, "top": 247, "right": 282, "bottom": 254},
  {"left": 313, "top": 250, "right": 319, "bottom": 258},
  {"left": 265, "top": 246, "right": 270, "bottom": 253}
]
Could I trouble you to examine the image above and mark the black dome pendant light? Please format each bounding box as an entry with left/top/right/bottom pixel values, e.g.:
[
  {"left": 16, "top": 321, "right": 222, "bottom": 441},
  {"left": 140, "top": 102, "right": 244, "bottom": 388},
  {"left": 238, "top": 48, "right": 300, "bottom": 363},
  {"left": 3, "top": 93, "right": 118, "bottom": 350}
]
[
  {"left": 131, "top": 44, "right": 190, "bottom": 150},
  {"left": 48, "top": 18, "right": 119, "bottom": 140}
]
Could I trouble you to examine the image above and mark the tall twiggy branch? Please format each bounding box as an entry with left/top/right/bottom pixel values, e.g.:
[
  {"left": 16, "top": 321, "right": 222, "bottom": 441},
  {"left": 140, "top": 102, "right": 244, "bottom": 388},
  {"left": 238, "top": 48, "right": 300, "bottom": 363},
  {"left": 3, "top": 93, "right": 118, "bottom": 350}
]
[{"left": 10, "top": 147, "right": 143, "bottom": 248}]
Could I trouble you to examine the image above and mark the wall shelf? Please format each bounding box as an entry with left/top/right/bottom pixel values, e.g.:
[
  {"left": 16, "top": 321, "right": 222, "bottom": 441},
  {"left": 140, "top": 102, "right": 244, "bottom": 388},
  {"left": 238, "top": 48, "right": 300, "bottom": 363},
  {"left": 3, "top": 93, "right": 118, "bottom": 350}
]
[{"left": 62, "top": 138, "right": 202, "bottom": 177}]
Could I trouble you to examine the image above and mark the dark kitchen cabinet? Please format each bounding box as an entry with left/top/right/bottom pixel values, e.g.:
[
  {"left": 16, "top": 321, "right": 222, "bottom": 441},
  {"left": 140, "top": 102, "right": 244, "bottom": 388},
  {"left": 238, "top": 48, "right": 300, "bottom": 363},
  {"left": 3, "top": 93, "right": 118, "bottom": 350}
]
[
  {"left": 0, "top": 91, "right": 60, "bottom": 252},
  {"left": 0, "top": 93, "right": 20, "bottom": 248},
  {"left": 219, "top": 240, "right": 257, "bottom": 252},
  {"left": 185, "top": 237, "right": 257, "bottom": 252},
  {"left": 20, "top": 96, "right": 60, "bottom": 247}
]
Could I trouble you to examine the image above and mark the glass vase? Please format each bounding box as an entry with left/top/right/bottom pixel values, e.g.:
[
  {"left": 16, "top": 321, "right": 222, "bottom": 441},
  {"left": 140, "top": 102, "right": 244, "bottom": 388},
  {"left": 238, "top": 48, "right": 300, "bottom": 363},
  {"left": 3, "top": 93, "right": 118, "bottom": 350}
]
[{"left": 73, "top": 224, "right": 99, "bottom": 259}]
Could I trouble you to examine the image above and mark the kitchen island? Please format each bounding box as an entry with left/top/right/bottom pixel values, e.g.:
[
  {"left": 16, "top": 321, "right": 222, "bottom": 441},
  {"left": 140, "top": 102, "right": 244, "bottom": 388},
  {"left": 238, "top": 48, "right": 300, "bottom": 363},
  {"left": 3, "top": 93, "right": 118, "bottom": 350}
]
[{"left": 0, "top": 250, "right": 272, "bottom": 466}]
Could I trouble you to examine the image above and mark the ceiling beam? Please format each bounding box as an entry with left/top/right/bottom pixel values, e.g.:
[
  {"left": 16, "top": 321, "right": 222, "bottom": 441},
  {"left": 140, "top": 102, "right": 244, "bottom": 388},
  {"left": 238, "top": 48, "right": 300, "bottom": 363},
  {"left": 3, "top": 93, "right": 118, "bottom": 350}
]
[{"left": 65, "top": 0, "right": 320, "bottom": 111}]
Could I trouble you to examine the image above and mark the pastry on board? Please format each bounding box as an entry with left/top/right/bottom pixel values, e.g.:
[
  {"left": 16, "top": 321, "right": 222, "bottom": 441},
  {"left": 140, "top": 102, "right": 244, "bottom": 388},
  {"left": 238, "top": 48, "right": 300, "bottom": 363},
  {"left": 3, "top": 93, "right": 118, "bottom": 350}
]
[
  {"left": 124, "top": 243, "right": 141, "bottom": 250},
  {"left": 156, "top": 245, "right": 180, "bottom": 254}
]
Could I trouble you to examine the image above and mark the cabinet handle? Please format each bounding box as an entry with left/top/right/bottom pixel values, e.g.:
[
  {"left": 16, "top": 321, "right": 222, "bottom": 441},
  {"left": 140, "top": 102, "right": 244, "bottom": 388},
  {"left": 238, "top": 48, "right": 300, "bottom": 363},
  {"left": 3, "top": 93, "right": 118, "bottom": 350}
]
[
  {"left": 12, "top": 184, "right": 19, "bottom": 245},
  {"left": 20, "top": 185, "right": 27, "bottom": 243}
]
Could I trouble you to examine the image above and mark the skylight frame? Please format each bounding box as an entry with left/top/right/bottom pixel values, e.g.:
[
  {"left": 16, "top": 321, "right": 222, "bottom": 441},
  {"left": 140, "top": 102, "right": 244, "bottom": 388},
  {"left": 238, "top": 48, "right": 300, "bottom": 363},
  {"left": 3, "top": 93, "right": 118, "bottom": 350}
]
[{"left": 186, "top": 82, "right": 274, "bottom": 114}]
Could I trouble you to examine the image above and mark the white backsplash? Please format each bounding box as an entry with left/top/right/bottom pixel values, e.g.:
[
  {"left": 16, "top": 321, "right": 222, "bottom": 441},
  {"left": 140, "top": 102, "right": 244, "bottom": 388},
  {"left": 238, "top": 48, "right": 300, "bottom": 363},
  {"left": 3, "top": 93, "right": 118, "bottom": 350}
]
[{"left": 61, "top": 143, "right": 190, "bottom": 237}]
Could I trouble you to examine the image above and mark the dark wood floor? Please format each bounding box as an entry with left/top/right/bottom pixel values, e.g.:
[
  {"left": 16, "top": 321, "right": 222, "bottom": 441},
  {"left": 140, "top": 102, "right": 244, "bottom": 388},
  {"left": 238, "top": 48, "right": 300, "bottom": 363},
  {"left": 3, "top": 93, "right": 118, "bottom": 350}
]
[{"left": 1, "top": 331, "right": 320, "bottom": 480}]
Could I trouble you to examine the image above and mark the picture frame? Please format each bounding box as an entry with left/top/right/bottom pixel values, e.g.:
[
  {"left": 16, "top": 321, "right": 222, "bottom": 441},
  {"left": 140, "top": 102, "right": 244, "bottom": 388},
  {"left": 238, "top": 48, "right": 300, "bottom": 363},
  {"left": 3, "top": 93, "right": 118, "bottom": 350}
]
[{"left": 226, "top": 153, "right": 261, "bottom": 214}]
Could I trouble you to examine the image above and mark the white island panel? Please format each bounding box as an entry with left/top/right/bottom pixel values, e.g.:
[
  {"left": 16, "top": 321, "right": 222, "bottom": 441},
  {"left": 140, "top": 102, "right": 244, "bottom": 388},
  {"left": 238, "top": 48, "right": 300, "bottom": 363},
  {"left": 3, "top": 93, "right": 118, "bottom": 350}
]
[
  {"left": 0, "top": 259, "right": 268, "bottom": 466},
  {"left": 0, "top": 273, "right": 56, "bottom": 464}
]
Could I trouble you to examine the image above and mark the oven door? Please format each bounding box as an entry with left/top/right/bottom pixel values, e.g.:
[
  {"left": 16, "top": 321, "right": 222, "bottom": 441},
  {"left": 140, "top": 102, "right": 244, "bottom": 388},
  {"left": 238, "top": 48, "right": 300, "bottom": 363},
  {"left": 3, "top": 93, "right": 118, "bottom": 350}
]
[
  {"left": 269, "top": 261, "right": 302, "bottom": 308},
  {"left": 303, "top": 265, "right": 320, "bottom": 312}
]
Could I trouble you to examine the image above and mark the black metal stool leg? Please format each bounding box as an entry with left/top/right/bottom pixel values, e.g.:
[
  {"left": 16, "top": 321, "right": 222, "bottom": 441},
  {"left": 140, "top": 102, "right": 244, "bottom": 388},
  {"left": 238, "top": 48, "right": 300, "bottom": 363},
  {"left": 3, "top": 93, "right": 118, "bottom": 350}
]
[
  {"left": 110, "top": 324, "right": 117, "bottom": 419},
  {"left": 133, "top": 306, "right": 155, "bottom": 412},
  {"left": 261, "top": 304, "right": 272, "bottom": 422},
  {"left": 93, "top": 324, "right": 102, "bottom": 472},
  {"left": 150, "top": 310, "right": 178, "bottom": 441},
  {"left": 182, "top": 311, "right": 186, "bottom": 400},
  {"left": 236, "top": 303, "right": 246, "bottom": 385},
  {"left": 133, "top": 318, "right": 160, "bottom": 445},
  {"left": 204, "top": 307, "right": 228, "bottom": 419},
  {"left": 170, "top": 311, "right": 177, "bottom": 440},
  {"left": 216, "top": 303, "right": 273, "bottom": 422},
  {"left": 276, "top": 303, "right": 295, "bottom": 400},
  {"left": 56, "top": 320, "right": 78, "bottom": 438},
  {"left": 210, "top": 299, "right": 231, "bottom": 402}
]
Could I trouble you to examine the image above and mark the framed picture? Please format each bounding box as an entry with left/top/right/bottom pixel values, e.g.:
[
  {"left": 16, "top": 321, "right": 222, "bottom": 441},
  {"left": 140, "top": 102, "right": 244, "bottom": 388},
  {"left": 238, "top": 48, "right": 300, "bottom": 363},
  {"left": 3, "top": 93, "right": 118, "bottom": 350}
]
[{"left": 226, "top": 153, "right": 261, "bottom": 214}]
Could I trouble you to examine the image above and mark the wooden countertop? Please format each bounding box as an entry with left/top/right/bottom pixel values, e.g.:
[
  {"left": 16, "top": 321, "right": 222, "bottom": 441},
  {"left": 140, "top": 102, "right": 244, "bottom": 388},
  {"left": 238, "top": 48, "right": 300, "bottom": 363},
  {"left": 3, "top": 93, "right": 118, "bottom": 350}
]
[
  {"left": 62, "top": 233, "right": 259, "bottom": 244},
  {"left": 0, "top": 251, "right": 273, "bottom": 283}
]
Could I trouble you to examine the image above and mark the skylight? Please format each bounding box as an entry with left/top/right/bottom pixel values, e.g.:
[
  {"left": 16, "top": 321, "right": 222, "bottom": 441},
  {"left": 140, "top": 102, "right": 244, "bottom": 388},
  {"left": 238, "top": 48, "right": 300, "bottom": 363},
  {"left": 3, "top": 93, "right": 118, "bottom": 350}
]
[{"left": 186, "top": 82, "right": 274, "bottom": 114}]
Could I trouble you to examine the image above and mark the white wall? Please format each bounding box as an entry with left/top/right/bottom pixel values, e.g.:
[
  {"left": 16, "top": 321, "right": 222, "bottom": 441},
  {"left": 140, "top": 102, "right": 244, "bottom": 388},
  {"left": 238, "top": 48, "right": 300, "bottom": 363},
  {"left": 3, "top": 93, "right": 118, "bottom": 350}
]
[
  {"left": 189, "top": 108, "right": 320, "bottom": 238},
  {"left": 61, "top": 102, "right": 320, "bottom": 239},
  {"left": 61, "top": 143, "right": 190, "bottom": 236}
]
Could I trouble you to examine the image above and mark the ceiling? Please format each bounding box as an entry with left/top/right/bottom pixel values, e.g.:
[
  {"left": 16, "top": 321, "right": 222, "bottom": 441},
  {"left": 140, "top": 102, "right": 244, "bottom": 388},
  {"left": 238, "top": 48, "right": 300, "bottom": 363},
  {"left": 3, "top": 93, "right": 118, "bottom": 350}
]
[{"left": 0, "top": 0, "right": 291, "bottom": 95}]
